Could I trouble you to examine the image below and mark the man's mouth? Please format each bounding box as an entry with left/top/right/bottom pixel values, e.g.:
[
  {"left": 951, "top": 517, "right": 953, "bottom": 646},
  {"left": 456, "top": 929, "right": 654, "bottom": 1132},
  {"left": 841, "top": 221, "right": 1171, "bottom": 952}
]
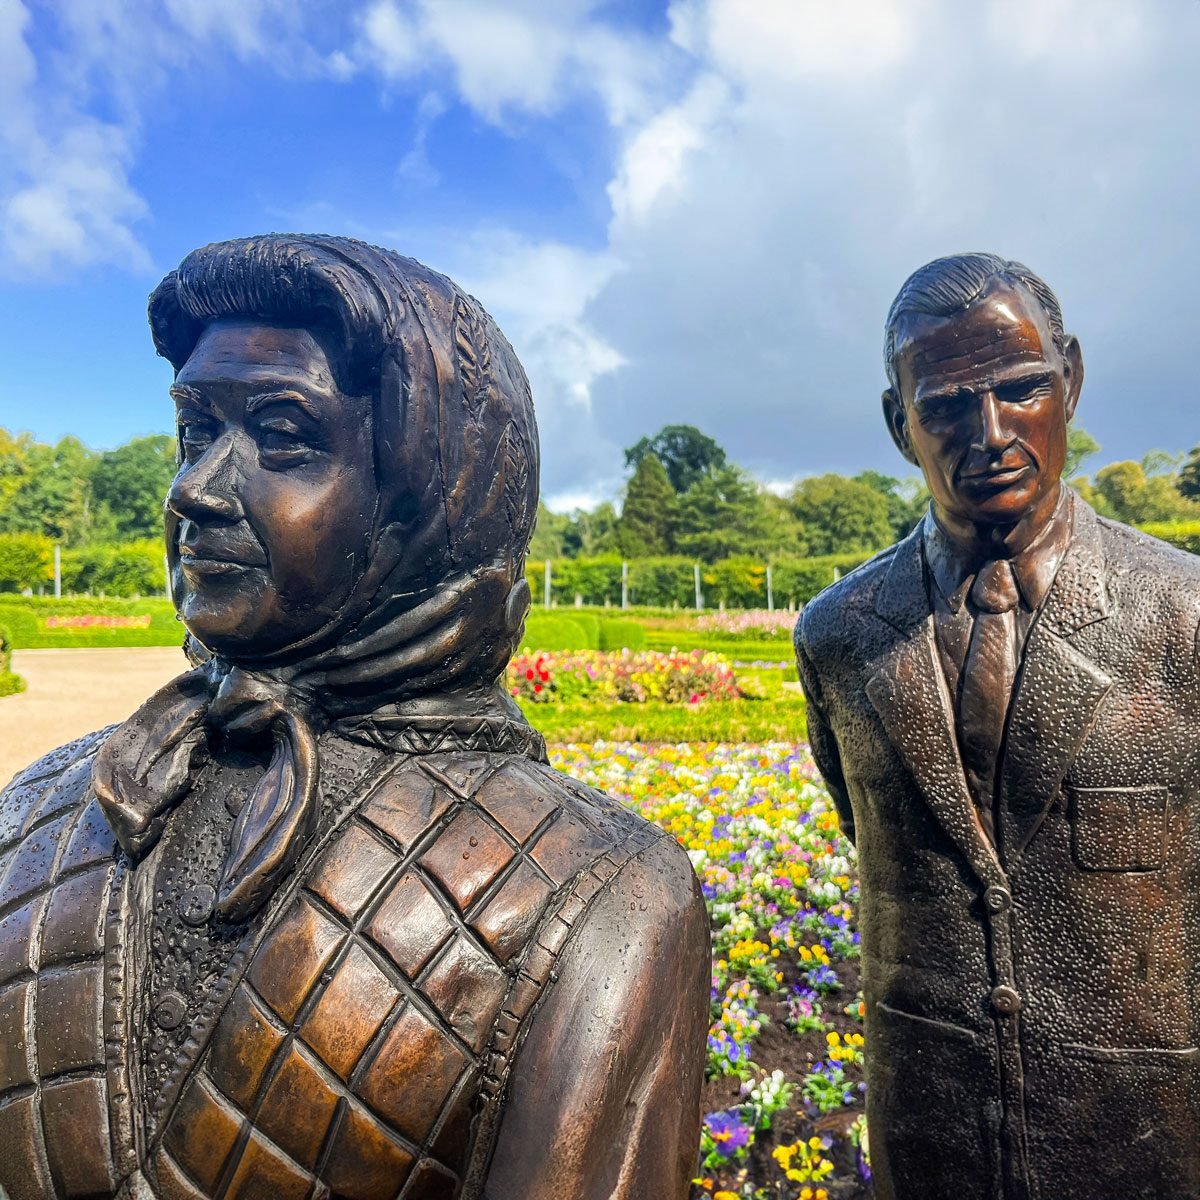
[{"left": 960, "top": 461, "right": 1033, "bottom": 488}]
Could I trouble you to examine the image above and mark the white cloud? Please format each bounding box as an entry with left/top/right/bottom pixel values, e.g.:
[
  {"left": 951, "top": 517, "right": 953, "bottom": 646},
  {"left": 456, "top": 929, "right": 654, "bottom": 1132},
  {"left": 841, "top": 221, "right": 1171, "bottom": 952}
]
[
  {"left": 0, "top": 0, "right": 352, "bottom": 279},
  {"left": 356, "top": 0, "right": 671, "bottom": 127}
]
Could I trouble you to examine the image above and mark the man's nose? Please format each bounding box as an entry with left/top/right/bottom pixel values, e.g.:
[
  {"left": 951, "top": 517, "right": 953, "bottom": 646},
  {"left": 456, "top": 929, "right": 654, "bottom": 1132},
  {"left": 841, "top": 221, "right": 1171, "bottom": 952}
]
[
  {"left": 166, "top": 433, "right": 244, "bottom": 524},
  {"left": 969, "top": 391, "right": 1010, "bottom": 453}
]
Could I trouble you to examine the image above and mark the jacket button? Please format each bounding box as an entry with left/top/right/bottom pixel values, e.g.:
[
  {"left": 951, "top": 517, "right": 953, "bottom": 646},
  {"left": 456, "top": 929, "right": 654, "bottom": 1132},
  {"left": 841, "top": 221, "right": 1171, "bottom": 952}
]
[
  {"left": 178, "top": 884, "right": 216, "bottom": 927},
  {"left": 983, "top": 886, "right": 1012, "bottom": 913},
  {"left": 154, "top": 991, "right": 187, "bottom": 1031},
  {"left": 990, "top": 985, "right": 1021, "bottom": 1016}
]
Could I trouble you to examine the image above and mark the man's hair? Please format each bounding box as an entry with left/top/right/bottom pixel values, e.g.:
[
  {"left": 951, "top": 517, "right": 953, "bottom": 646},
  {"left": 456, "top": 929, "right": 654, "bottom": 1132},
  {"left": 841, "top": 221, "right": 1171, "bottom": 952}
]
[{"left": 883, "top": 252, "right": 1066, "bottom": 387}]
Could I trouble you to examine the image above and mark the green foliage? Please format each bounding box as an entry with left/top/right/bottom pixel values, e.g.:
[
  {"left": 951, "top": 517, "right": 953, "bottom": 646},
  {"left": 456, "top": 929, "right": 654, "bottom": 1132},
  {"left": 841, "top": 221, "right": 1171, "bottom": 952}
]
[
  {"left": 1065, "top": 425, "right": 1101, "bottom": 478},
  {"left": 524, "top": 696, "right": 806, "bottom": 743},
  {"left": 853, "top": 470, "right": 928, "bottom": 540},
  {"left": 789, "top": 474, "right": 894, "bottom": 556},
  {"left": 1136, "top": 520, "right": 1200, "bottom": 554},
  {"left": 0, "top": 533, "right": 54, "bottom": 593},
  {"left": 91, "top": 436, "right": 176, "bottom": 540},
  {"left": 0, "top": 598, "right": 180, "bottom": 648},
  {"left": 625, "top": 424, "right": 727, "bottom": 493},
  {"left": 1091, "top": 458, "right": 1200, "bottom": 524},
  {"left": 598, "top": 619, "right": 645, "bottom": 651},
  {"left": 0, "top": 433, "right": 98, "bottom": 544},
  {"left": 519, "top": 614, "right": 597, "bottom": 652},
  {"left": 1178, "top": 445, "right": 1200, "bottom": 501},
  {"left": 61, "top": 540, "right": 166, "bottom": 597},
  {"left": 676, "top": 467, "right": 779, "bottom": 561},
  {"left": 0, "top": 623, "right": 23, "bottom": 697},
  {"left": 618, "top": 454, "right": 677, "bottom": 556},
  {"left": 527, "top": 502, "right": 569, "bottom": 561}
]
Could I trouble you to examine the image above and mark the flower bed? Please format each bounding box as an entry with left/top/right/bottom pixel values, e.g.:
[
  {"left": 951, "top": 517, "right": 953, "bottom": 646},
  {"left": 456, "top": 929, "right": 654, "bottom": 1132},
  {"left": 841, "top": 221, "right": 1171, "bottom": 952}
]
[
  {"left": 509, "top": 649, "right": 741, "bottom": 705},
  {"left": 696, "top": 609, "right": 799, "bottom": 639},
  {"left": 550, "top": 742, "right": 870, "bottom": 1199}
]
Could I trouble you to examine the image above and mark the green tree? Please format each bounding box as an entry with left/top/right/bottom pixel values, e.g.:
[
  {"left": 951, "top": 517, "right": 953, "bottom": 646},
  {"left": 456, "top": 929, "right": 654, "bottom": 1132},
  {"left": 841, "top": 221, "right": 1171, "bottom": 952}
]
[
  {"left": 1065, "top": 425, "right": 1101, "bottom": 479},
  {"left": 788, "top": 473, "right": 894, "bottom": 556},
  {"left": 624, "top": 424, "right": 727, "bottom": 494},
  {"left": 528, "top": 502, "right": 569, "bottom": 561},
  {"left": 0, "top": 435, "right": 96, "bottom": 544},
  {"left": 1092, "top": 458, "right": 1200, "bottom": 524},
  {"left": 1179, "top": 444, "right": 1200, "bottom": 501},
  {"left": 675, "top": 466, "right": 774, "bottom": 561},
  {"left": 562, "top": 503, "right": 620, "bottom": 557},
  {"left": 854, "top": 470, "right": 928, "bottom": 541},
  {"left": 91, "top": 435, "right": 177, "bottom": 540},
  {"left": 618, "top": 454, "right": 677, "bottom": 556}
]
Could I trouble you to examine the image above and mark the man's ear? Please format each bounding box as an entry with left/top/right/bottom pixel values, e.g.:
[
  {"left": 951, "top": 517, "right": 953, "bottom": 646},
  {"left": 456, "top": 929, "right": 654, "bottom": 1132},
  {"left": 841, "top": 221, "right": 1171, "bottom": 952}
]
[
  {"left": 1061, "top": 334, "right": 1084, "bottom": 422},
  {"left": 882, "top": 388, "right": 918, "bottom": 466}
]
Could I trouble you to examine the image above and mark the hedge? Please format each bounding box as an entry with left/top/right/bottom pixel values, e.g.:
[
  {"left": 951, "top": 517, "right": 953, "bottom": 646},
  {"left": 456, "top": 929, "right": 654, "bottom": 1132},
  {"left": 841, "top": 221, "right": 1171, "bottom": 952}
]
[
  {"left": 1136, "top": 520, "right": 1200, "bottom": 555},
  {"left": 0, "top": 598, "right": 181, "bottom": 648},
  {"left": 0, "top": 623, "right": 23, "bottom": 697},
  {"left": 526, "top": 551, "right": 876, "bottom": 609}
]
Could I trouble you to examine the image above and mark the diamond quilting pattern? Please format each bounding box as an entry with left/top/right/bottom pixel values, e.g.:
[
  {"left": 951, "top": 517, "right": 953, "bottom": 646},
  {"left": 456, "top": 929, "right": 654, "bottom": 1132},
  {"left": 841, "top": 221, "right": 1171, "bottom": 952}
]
[{"left": 156, "top": 753, "right": 653, "bottom": 1199}]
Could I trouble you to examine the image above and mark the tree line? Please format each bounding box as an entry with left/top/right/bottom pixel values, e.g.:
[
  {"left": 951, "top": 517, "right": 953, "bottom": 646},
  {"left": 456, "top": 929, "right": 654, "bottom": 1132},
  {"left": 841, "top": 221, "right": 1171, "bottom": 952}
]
[
  {"left": 1, "top": 422, "right": 1200, "bottom": 597},
  {"left": 530, "top": 423, "right": 1200, "bottom": 564}
]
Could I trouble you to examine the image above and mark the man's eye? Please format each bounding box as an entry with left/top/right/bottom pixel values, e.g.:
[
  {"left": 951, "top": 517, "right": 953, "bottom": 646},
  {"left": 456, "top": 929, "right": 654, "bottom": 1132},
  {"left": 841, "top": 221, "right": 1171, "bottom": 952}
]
[{"left": 998, "top": 380, "right": 1051, "bottom": 404}]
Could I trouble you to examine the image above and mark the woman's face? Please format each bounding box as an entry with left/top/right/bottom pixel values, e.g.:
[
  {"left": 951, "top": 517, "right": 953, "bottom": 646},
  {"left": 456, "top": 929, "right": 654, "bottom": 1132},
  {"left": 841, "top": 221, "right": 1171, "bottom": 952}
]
[{"left": 166, "top": 319, "right": 378, "bottom": 658}]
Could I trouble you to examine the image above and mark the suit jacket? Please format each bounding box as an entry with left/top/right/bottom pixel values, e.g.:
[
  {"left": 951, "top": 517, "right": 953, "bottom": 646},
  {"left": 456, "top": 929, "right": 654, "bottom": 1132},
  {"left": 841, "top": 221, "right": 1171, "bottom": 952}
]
[
  {"left": 795, "top": 498, "right": 1200, "bottom": 1200},
  {"left": 0, "top": 729, "right": 708, "bottom": 1199}
]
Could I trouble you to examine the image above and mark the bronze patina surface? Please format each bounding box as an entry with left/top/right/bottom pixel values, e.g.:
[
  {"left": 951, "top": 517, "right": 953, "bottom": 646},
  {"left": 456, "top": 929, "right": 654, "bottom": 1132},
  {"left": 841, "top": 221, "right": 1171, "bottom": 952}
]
[
  {"left": 0, "top": 235, "right": 709, "bottom": 1199},
  {"left": 796, "top": 253, "right": 1200, "bottom": 1200}
]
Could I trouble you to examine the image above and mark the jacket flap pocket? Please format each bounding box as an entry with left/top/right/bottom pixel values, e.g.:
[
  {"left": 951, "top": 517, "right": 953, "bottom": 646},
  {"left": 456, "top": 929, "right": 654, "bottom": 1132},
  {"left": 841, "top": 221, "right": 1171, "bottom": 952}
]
[{"left": 1068, "top": 784, "right": 1167, "bottom": 871}]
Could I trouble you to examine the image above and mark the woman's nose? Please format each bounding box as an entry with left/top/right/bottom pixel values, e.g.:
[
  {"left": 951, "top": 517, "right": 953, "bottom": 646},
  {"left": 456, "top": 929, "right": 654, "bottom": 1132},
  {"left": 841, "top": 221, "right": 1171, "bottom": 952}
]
[{"left": 166, "top": 434, "right": 244, "bottom": 523}]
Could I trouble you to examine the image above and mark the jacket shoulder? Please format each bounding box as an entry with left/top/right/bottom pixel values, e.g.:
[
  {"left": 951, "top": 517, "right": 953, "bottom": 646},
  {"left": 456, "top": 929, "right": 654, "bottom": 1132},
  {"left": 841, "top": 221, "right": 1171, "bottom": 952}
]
[
  {"left": 797, "top": 540, "right": 903, "bottom": 663},
  {"left": 1097, "top": 515, "right": 1200, "bottom": 580},
  {"left": 0, "top": 726, "right": 112, "bottom": 854}
]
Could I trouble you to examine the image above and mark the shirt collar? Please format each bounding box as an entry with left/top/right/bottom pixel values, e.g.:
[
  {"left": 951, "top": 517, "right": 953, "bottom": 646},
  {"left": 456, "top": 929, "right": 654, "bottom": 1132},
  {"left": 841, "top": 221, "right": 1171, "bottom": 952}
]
[{"left": 923, "top": 486, "right": 1073, "bottom": 614}]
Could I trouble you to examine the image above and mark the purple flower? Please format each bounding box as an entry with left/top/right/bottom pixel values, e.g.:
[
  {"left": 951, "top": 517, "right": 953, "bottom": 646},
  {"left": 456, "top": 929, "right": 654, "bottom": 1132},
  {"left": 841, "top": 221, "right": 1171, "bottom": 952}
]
[{"left": 703, "top": 1109, "right": 752, "bottom": 1156}]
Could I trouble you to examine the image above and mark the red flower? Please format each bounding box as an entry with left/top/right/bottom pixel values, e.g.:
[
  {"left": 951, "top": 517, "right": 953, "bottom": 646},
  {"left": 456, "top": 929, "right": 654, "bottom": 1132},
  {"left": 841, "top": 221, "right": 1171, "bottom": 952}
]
[
  {"left": 526, "top": 668, "right": 535, "bottom": 680},
  {"left": 534, "top": 682, "right": 543, "bottom": 693}
]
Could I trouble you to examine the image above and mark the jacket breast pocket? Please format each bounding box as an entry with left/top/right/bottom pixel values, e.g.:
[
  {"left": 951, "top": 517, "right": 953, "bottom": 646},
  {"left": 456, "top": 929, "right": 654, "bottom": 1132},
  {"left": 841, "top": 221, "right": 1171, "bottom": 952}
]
[{"left": 1067, "top": 784, "right": 1167, "bottom": 871}]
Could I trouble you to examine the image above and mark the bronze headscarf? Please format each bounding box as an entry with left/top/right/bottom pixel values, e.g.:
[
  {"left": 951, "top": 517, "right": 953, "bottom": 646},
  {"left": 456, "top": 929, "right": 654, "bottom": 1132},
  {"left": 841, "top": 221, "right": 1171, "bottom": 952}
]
[{"left": 93, "top": 235, "right": 539, "bottom": 922}]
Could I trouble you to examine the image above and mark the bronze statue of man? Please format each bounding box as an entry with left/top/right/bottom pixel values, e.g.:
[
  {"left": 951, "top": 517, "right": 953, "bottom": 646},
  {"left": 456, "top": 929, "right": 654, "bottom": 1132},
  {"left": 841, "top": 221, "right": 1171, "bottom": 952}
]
[
  {"left": 795, "top": 253, "right": 1200, "bottom": 1200},
  {"left": 0, "top": 235, "right": 709, "bottom": 1200}
]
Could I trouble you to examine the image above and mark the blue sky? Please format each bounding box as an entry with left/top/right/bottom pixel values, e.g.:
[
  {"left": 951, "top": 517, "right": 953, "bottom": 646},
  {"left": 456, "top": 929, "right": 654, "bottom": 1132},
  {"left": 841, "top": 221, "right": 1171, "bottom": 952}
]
[{"left": 2, "top": 0, "right": 1199, "bottom": 509}]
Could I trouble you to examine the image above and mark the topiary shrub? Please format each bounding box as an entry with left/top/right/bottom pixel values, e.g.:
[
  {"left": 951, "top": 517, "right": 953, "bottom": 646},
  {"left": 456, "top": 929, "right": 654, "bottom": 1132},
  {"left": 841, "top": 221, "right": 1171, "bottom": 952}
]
[{"left": 0, "top": 624, "right": 24, "bottom": 697}]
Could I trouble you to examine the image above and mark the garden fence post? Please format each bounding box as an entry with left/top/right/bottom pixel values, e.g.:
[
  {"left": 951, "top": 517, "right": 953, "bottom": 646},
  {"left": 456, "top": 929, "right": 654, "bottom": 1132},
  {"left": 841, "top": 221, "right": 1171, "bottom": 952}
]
[
  {"left": 164, "top": 553, "right": 172, "bottom": 601},
  {"left": 621, "top": 561, "right": 629, "bottom": 610},
  {"left": 766, "top": 563, "right": 774, "bottom": 612},
  {"left": 693, "top": 563, "right": 702, "bottom": 610},
  {"left": 54, "top": 544, "right": 61, "bottom": 599}
]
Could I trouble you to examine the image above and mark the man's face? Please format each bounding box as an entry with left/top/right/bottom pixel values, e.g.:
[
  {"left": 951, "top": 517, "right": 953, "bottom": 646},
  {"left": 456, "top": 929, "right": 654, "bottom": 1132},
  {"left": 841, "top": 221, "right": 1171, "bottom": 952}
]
[
  {"left": 166, "top": 319, "right": 378, "bottom": 657},
  {"left": 884, "top": 280, "right": 1082, "bottom": 535}
]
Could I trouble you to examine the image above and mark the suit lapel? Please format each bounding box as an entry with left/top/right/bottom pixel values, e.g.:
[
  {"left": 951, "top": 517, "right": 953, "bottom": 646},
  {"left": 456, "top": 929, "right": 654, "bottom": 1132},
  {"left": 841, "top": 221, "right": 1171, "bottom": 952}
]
[
  {"left": 998, "top": 499, "right": 1113, "bottom": 867},
  {"left": 866, "top": 526, "right": 1004, "bottom": 886}
]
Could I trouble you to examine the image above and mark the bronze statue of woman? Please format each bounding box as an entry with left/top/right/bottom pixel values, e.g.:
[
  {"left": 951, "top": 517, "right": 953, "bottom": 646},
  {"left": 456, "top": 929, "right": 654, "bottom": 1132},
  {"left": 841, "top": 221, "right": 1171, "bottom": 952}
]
[{"left": 0, "top": 235, "right": 709, "bottom": 1200}]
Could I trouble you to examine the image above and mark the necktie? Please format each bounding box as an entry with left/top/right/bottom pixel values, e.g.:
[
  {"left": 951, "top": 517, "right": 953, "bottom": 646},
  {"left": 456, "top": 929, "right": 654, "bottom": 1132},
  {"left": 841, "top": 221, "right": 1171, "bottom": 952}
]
[{"left": 956, "top": 559, "right": 1021, "bottom": 844}]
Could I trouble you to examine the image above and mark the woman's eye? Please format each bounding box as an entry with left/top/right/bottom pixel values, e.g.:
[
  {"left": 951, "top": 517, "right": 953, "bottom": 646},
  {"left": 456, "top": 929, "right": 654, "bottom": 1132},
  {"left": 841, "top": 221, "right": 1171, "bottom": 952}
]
[
  {"left": 179, "top": 419, "right": 215, "bottom": 458},
  {"left": 257, "top": 420, "right": 316, "bottom": 463}
]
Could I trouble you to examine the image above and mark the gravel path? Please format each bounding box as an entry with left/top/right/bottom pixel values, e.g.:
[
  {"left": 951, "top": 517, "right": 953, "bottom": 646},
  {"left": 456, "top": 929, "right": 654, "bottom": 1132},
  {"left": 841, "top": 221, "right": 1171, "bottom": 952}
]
[{"left": 0, "top": 648, "right": 187, "bottom": 788}]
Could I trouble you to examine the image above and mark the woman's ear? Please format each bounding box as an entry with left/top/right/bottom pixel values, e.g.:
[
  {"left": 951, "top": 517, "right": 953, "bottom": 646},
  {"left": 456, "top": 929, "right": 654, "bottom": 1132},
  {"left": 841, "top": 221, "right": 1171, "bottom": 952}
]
[{"left": 883, "top": 388, "right": 918, "bottom": 466}]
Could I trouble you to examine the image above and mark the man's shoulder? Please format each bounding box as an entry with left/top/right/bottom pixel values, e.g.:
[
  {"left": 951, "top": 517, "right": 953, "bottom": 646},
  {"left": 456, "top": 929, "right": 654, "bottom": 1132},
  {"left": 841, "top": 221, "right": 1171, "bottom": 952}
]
[
  {"left": 0, "top": 727, "right": 112, "bottom": 852},
  {"left": 796, "top": 539, "right": 907, "bottom": 660},
  {"left": 1095, "top": 513, "right": 1200, "bottom": 580}
]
